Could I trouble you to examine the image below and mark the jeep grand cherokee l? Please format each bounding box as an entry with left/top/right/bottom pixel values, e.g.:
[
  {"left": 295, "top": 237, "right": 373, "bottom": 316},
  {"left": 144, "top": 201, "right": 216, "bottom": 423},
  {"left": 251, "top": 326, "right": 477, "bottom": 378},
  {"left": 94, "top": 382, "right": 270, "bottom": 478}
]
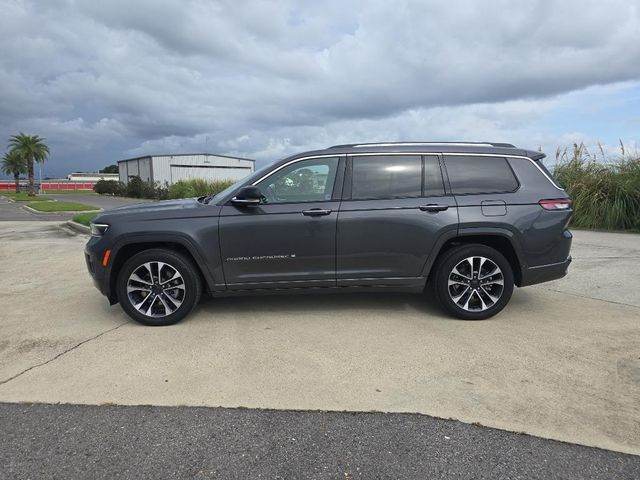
[{"left": 85, "top": 142, "right": 572, "bottom": 326}]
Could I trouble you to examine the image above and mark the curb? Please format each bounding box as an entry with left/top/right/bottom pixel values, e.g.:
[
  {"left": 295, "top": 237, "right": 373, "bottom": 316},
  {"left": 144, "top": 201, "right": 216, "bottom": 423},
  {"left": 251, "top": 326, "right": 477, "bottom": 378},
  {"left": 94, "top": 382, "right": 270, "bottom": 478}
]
[
  {"left": 22, "top": 205, "right": 102, "bottom": 215},
  {"left": 66, "top": 220, "right": 91, "bottom": 235}
]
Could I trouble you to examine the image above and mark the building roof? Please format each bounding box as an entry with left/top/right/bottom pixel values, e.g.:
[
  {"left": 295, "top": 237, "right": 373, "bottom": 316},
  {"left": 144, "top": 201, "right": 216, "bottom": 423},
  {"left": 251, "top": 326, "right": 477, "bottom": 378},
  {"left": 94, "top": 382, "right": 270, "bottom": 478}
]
[{"left": 117, "top": 153, "right": 256, "bottom": 164}]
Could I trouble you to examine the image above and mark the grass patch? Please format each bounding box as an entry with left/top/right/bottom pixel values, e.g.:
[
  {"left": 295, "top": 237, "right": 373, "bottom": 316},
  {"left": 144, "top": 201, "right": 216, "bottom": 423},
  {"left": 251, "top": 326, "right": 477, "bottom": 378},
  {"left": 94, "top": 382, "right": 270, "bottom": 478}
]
[
  {"left": 1, "top": 192, "right": 54, "bottom": 201},
  {"left": 72, "top": 212, "right": 98, "bottom": 225},
  {"left": 27, "top": 201, "right": 100, "bottom": 212}
]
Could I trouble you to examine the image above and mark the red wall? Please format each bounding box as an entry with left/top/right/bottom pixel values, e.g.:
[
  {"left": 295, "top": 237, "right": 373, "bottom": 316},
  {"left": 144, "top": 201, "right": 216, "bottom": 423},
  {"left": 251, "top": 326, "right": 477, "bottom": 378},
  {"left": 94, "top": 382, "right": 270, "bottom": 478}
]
[{"left": 0, "top": 181, "right": 95, "bottom": 191}]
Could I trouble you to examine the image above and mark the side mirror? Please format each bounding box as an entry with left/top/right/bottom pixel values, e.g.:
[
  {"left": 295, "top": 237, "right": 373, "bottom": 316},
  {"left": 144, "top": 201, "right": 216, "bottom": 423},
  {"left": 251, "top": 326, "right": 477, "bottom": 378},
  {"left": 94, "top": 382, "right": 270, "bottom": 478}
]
[{"left": 231, "top": 185, "right": 262, "bottom": 206}]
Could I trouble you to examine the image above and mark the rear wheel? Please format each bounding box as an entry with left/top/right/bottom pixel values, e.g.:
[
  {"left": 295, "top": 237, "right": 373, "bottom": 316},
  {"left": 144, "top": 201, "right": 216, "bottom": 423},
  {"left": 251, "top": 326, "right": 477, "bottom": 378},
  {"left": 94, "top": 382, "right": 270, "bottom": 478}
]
[
  {"left": 116, "top": 249, "right": 202, "bottom": 326},
  {"left": 432, "top": 244, "right": 514, "bottom": 320}
]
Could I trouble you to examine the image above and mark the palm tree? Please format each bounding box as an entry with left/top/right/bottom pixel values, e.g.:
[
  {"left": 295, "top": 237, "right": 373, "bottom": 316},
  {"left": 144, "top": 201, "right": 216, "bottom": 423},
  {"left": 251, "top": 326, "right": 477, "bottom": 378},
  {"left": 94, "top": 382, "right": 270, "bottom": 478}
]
[
  {"left": 8, "top": 133, "right": 50, "bottom": 196},
  {"left": 1, "top": 150, "right": 26, "bottom": 193}
]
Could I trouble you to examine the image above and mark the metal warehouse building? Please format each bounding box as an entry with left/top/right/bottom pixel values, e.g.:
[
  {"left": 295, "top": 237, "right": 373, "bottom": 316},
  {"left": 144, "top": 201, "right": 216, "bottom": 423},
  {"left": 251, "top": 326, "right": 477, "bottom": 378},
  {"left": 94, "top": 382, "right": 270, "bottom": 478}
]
[{"left": 117, "top": 153, "right": 255, "bottom": 185}]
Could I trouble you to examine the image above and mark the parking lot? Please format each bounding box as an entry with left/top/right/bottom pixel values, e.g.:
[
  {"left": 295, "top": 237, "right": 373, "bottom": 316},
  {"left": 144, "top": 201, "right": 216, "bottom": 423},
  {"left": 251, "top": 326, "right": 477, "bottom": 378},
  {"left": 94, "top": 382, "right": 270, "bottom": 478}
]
[
  {"left": 0, "top": 193, "right": 148, "bottom": 221},
  {"left": 0, "top": 219, "right": 638, "bottom": 461}
]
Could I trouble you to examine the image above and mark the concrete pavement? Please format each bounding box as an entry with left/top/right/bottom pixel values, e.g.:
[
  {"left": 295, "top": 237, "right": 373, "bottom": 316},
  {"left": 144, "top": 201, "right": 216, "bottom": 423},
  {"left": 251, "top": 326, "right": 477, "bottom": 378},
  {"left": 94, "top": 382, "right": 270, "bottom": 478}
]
[{"left": 0, "top": 222, "right": 638, "bottom": 455}]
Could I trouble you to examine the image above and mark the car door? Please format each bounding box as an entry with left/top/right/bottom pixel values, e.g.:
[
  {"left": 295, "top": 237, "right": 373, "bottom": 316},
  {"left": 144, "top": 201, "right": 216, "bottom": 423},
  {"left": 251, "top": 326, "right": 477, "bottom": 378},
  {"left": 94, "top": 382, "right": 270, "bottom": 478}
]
[
  {"left": 336, "top": 154, "right": 458, "bottom": 287},
  {"left": 219, "top": 156, "right": 344, "bottom": 289}
]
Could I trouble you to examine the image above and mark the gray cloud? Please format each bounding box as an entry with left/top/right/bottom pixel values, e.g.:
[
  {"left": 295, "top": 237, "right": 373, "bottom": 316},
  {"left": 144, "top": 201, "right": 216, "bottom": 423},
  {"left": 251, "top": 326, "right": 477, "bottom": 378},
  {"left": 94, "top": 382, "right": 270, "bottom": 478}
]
[{"left": 1, "top": 0, "right": 639, "bottom": 176}]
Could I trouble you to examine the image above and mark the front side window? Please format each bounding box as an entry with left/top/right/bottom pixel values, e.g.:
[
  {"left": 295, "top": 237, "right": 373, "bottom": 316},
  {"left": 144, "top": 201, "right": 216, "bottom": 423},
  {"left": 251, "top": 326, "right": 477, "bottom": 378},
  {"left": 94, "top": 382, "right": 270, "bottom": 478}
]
[
  {"left": 256, "top": 157, "right": 339, "bottom": 204},
  {"left": 352, "top": 155, "right": 422, "bottom": 200}
]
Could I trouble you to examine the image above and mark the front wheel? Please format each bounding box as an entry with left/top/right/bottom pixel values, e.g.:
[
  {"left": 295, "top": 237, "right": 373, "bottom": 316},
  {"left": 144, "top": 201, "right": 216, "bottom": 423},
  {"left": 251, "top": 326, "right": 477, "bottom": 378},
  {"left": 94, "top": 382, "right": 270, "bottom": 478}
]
[
  {"left": 432, "top": 244, "right": 514, "bottom": 320},
  {"left": 116, "top": 249, "right": 202, "bottom": 326}
]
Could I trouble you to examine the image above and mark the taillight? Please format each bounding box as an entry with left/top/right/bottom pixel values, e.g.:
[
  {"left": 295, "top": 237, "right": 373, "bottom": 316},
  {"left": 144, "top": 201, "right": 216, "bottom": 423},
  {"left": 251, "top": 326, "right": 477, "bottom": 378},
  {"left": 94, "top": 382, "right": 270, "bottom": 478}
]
[{"left": 539, "top": 199, "right": 572, "bottom": 210}]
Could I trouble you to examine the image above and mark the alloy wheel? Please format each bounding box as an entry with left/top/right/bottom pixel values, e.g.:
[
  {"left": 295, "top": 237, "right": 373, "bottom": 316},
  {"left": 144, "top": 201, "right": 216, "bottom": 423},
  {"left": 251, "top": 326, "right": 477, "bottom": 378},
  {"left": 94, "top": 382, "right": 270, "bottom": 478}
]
[
  {"left": 447, "top": 256, "right": 504, "bottom": 312},
  {"left": 126, "top": 261, "right": 186, "bottom": 317}
]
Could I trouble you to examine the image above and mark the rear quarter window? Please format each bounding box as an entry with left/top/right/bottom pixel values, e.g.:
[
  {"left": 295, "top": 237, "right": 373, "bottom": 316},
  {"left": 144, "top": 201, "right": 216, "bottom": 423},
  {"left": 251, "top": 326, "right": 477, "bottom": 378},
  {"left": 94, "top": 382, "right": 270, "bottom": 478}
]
[{"left": 444, "top": 155, "right": 519, "bottom": 194}]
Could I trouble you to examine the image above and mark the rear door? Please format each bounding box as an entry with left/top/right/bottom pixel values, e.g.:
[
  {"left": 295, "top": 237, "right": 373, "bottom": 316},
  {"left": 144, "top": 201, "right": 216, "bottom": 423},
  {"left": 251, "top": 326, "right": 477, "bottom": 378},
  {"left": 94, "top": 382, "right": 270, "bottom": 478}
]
[{"left": 336, "top": 154, "right": 458, "bottom": 286}]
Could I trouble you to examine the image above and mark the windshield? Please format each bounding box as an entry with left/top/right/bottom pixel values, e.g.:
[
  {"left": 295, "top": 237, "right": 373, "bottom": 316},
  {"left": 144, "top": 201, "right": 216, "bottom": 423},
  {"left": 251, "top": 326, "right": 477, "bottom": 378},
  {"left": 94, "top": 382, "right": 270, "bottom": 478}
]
[{"left": 205, "top": 162, "right": 274, "bottom": 204}]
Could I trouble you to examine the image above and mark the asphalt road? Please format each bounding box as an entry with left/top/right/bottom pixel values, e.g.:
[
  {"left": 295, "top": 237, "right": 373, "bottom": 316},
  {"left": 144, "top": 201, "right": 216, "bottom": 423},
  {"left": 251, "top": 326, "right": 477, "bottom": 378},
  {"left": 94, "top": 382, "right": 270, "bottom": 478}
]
[
  {"left": 2, "top": 403, "right": 639, "bottom": 480},
  {"left": 46, "top": 193, "right": 149, "bottom": 209}
]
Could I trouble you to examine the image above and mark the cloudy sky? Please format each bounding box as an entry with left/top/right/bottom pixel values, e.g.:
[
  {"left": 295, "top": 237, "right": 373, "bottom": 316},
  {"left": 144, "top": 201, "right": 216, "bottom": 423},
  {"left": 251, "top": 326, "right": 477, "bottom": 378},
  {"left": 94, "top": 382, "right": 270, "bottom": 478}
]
[{"left": 1, "top": 0, "right": 639, "bottom": 177}]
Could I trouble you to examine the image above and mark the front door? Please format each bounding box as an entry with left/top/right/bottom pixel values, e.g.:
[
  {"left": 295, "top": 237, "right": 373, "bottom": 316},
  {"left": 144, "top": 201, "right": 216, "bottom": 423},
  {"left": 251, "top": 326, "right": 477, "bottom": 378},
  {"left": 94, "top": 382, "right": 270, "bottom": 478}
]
[{"left": 219, "top": 156, "right": 343, "bottom": 289}]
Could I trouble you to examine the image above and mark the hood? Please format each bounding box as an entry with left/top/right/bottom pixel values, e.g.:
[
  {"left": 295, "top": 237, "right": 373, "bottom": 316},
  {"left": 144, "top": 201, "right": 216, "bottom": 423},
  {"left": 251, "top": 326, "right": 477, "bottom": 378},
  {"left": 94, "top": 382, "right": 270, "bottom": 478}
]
[
  {"left": 92, "top": 197, "right": 212, "bottom": 224},
  {"left": 107, "top": 197, "right": 201, "bottom": 214}
]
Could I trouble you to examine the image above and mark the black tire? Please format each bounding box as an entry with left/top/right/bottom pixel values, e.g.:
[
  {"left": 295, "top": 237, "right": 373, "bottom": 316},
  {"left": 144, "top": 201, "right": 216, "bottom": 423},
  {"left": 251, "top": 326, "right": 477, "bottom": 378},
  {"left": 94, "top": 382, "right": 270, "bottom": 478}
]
[
  {"left": 116, "top": 248, "right": 202, "bottom": 326},
  {"left": 431, "top": 244, "right": 514, "bottom": 320}
]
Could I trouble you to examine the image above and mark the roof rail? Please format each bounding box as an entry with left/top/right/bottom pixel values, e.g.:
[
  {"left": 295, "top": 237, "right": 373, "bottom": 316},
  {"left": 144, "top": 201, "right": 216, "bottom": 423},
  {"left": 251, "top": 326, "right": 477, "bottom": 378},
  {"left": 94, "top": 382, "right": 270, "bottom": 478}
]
[{"left": 329, "top": 141, "right": 517, "bottom": 149}]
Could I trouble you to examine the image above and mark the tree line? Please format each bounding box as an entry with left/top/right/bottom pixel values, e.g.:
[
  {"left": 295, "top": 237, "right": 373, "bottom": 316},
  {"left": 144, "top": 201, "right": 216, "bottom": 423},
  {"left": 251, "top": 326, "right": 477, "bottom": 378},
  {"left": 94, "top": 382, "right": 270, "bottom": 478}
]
[{"left": 1, "top": 133, "right": 50, "bottom": 195}]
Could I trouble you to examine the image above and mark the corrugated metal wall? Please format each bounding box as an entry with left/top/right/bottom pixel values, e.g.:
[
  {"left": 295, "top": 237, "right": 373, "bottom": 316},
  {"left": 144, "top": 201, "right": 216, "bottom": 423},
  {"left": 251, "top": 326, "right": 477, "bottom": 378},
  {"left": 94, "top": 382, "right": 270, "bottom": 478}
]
[
  {"left": 119, "top": 154, "right": 254, "bottom": 185},
  {"left": 151, "top": 155, "right": 254, "bottom": 185},
  {"left": 169, "top": 166, "right": 251, "bottom": 183}
]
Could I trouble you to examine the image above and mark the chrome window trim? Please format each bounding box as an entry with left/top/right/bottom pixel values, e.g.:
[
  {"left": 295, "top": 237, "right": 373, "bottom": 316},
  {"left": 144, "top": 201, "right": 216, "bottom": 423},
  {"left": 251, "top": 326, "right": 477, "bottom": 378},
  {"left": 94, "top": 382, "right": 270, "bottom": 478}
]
[{"left": 252, "top": 152, "right": 564, "bottom": 192}]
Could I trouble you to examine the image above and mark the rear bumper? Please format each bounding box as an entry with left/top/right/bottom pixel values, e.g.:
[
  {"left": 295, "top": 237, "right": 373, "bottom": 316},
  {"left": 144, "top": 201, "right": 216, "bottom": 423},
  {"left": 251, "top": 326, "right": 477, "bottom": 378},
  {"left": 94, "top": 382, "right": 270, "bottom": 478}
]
[{"left": 519, "top": 256, "right": 572, "bottom": 287}]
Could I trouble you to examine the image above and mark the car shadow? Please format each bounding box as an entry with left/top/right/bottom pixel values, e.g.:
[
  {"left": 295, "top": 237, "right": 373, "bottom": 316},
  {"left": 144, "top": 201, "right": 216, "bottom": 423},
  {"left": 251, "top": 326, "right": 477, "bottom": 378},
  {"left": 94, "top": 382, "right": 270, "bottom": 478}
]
[{"left": 197, "top": 289, "right": 446, "bottom": 318}]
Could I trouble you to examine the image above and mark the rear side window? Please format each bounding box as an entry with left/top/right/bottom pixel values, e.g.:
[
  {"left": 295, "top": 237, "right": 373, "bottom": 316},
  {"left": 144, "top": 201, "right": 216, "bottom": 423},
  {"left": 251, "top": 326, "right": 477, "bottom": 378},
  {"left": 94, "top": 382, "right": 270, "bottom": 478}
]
[
  {"left": 535, "top": 159, "right": 562, "bottom": 189},
  {"left": 444, "top": 155, "right": 518, "bottom": 194},
  {"left": 352, "top": 155, "right": 422, "bottom": 199}
]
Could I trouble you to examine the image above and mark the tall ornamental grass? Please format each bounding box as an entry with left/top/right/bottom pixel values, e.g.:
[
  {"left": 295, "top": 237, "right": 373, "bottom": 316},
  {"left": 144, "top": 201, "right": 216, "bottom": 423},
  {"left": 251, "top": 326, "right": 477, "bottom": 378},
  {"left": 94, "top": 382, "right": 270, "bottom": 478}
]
[{"left": 551, "top": 143, "right": 640, "bottom": 231}]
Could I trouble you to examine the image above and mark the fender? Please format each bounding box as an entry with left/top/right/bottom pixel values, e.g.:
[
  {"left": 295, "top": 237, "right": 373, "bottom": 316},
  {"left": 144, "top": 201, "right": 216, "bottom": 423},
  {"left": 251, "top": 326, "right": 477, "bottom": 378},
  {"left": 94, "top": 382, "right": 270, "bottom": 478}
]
[
  {"left": 421, "top": 226, "right": 527, "bottom": 279},
  {"left": 107, "top": 231, "right": 220, "bottom": 294},
  {"left": 457, "top": 226, "right": 526, "bottom": 268}
]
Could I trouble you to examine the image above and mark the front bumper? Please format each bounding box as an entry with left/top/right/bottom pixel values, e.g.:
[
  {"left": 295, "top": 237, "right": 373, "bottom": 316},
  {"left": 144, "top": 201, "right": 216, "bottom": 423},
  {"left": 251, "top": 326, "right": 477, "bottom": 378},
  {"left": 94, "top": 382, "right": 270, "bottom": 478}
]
[
  {"left": 519, "top": 256, "right": 572, "bottom": 287},
  {"left": 85, "top": 243, "right": 113, "bottom": 301}
]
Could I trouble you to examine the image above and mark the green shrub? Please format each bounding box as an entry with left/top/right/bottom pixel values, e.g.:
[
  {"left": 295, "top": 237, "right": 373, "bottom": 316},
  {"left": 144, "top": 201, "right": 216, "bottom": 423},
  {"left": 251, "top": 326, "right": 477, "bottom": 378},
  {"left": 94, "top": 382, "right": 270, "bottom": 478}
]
[
  {"left": 168, "top": 179, "right": 235, "bottom": 199},
  {"left": 124, "top": 176, "right": 146, "bottom": 198},
  {"left": 94, "top": 179, "right": 124, "bottom": 195},
  {"left": 154, "top": 182, "right": 170, "bottom": 200},
  {"left": 551, "top": 143, "right": 640, "bottom": 231}
]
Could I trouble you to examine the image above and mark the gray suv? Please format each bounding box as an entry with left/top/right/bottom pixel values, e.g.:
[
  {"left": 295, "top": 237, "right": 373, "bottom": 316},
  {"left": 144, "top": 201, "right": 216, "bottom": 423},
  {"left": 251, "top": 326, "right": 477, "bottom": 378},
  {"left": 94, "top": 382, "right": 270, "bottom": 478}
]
[{"left": 85, "top": 142, "right": 572, "bottom": 326}]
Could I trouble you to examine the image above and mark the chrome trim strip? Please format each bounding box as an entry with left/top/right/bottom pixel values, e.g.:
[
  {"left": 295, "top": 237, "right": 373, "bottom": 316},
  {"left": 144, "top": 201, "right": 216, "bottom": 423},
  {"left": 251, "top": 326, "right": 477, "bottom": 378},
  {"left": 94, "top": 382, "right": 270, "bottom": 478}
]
[
  {"left": 528, "top": 257, "right": 572, "bottom": 270},
  {"left": 252, "top": 151, "right": 564, "bottom": 192}
]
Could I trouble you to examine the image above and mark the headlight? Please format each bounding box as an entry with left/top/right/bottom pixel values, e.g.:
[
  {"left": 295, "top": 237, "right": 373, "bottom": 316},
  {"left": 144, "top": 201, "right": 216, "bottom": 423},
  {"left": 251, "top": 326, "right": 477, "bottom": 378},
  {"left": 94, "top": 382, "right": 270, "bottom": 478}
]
[{"left": 90, "top": 223, "right": 109, "bottom": 236}]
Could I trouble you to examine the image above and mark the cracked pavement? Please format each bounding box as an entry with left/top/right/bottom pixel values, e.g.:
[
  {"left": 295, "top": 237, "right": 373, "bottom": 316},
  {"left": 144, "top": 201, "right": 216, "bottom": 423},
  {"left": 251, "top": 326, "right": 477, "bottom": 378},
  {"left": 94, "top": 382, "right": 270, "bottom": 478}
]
[{"left": 0, "top": 221, "right": 639, "bottom": 475}]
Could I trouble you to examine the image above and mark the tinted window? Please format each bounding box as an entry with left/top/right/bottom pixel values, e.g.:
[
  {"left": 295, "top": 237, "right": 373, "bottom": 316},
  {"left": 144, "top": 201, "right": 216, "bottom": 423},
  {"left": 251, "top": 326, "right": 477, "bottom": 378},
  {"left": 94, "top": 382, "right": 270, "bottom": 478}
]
[
  {"left": 535, "top": 159, "right": 561, "bottom": 188},
  {"left": 257, "top": 157, "right": 339, "bottom": 204},
  {"left": 444, "top": 156, "right": 518, "bottom": 194},
  {"left": 424, "top": 155, "right": 445, "bottom": 196},
  {"left": 352, "top": 155, "right": 422, "bottom": 199}
]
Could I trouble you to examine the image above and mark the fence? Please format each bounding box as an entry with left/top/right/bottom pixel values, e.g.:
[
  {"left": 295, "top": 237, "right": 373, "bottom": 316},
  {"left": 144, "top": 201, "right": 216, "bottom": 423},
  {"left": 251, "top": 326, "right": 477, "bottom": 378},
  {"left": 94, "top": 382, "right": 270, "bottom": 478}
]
[{"left": 0, "top": 181, "right": 95, "bottom": 191}]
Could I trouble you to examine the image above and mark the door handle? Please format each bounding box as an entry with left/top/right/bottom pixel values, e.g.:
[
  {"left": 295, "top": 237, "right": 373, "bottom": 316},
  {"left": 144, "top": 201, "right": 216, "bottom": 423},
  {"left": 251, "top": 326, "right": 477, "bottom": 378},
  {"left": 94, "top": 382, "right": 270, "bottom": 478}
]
[
  {"left": 419, "top": 204, "right": 449, "bottom": 212},
  {"left": 302, "top": 208, "right": 333, "bottom": 217}
]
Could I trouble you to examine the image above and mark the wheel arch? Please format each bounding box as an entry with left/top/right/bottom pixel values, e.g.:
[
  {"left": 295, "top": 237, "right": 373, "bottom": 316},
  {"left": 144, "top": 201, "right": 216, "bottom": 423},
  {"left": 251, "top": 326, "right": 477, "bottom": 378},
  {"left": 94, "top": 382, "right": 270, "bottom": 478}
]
[
  {"left": 107, "top": 235, "right": 213, "bottom": 303},
  {"left": 425, "top": 229, "right": 525, "bottom": 286}
]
